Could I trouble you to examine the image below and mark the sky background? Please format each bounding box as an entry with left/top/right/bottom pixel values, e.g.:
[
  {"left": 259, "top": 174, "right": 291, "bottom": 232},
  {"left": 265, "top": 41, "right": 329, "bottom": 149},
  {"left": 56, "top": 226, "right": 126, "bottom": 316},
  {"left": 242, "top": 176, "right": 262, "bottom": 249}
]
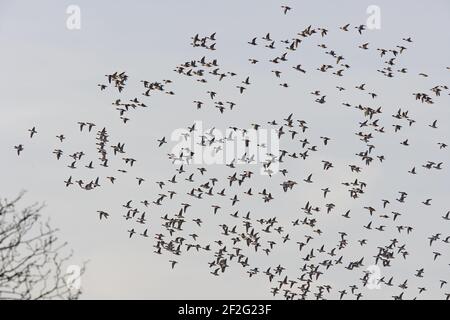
[{"left": 1, "top": 0, "right": 449, "bottom": 299}]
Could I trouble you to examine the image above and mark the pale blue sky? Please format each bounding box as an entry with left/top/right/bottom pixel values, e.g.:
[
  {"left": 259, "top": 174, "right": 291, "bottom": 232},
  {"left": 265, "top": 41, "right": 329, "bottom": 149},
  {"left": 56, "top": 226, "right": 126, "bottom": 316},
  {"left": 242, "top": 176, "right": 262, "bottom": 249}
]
[{"left": 1, "top": 0, "right": 449, "bottom": 299}]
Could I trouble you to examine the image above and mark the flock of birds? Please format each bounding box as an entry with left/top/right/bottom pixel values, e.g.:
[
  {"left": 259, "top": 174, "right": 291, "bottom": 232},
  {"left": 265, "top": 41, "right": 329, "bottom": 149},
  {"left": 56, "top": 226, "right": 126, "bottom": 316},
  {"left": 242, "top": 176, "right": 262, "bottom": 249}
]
[{"left": 12, "top": 5, "right": 450, "bottom": 300}]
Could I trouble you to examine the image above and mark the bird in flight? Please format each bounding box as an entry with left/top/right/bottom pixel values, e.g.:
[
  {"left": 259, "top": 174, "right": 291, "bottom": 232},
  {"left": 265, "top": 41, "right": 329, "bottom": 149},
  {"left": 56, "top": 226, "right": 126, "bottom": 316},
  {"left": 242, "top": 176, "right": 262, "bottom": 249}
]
[
  {"left": 281, "top": 5, "right": 292, "bottom": 15},
  {"left": 28, "top": 127, "right": 37, "bottom": 138}
]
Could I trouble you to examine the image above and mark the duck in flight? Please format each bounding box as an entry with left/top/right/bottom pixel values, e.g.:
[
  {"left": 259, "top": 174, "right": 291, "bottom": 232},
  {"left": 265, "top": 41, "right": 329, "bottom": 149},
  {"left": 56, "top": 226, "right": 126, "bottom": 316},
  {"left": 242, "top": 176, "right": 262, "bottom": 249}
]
[
  {"left": 28, "top": 127, "right": 37, "bottom": 138},
  {"left": 14, "top": 144, "right": 24, "bottom": 156}
]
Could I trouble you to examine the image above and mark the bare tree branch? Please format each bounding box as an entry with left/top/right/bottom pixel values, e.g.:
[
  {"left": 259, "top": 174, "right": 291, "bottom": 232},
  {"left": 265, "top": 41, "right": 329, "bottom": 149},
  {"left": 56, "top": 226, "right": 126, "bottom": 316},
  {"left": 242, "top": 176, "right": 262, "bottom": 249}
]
[{"left": 0, "top": 193, "right": 84, "bottom": 300}]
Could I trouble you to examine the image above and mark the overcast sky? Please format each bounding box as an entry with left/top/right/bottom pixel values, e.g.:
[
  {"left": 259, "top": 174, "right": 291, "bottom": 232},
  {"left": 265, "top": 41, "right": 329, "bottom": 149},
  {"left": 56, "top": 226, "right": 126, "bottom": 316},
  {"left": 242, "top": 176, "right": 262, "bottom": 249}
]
[{"left": 1, "top": 0, "right": 449, "bottom": 299}]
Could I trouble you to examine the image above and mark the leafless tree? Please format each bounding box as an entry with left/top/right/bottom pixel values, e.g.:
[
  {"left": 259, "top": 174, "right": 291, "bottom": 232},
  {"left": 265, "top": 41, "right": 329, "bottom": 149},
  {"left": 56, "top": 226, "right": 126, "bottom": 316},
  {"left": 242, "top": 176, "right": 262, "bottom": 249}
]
[{"left": 0, "top": 192, "right": 84, "bottom": 300}]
